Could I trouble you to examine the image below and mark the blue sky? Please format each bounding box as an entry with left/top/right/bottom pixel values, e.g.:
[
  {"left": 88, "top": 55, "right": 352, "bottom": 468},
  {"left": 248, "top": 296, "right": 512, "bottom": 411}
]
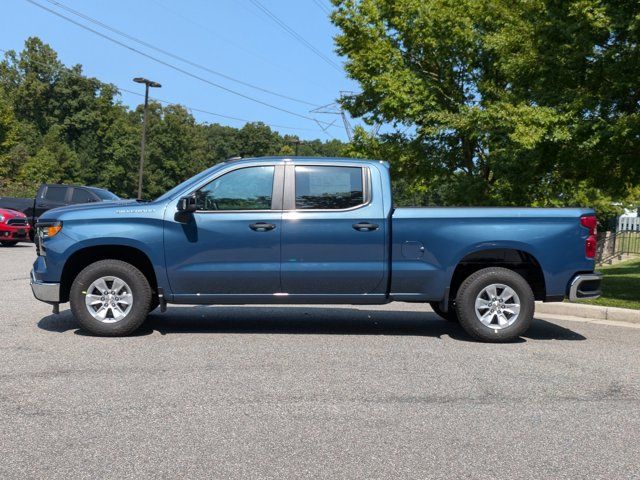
[{"left": 2, "top": 0, "right": 363, "bottom": 140}]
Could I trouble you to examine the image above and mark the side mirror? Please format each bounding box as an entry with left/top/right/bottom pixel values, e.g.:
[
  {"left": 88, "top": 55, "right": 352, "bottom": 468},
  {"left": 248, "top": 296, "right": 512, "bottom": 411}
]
[{"left": 177, "top": 195, "right": 197, "bottom": 213}]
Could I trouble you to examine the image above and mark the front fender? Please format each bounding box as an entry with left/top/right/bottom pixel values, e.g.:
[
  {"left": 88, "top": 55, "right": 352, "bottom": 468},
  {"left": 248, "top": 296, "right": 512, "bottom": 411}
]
[{"left": 33, "top": 218, "right": 170, "bottom": 295}]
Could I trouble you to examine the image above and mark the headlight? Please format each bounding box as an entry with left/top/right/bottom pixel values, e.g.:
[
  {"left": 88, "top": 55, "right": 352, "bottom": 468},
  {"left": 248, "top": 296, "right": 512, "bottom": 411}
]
[
  {"left": 0, "top": 215, "right": 4, "bottom": 223},
  {"left": 37, "top": 221, "right": 62, "bottom": 238},
  {"left": 35, "top": 221, "right": 62, "bottom": 257}
]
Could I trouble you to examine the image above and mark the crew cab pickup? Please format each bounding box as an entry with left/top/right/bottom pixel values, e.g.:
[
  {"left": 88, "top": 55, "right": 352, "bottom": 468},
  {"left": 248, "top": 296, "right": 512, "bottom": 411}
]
[
  {"left": 30, "top": 157, "right": 602, "bottom": 341},
  {"left": 0, "top": 183, "right": 120, "bottom": 239}
]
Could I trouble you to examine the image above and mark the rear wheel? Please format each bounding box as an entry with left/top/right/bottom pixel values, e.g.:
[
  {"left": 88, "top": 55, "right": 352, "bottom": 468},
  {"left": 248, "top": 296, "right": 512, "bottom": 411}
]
[
  {"left": 455, "top": 267, "right": 534, "bottom": 342},
  {"left": 0, "top": 241, "right": 18, "bottom": 247},
  {"left": 429, "top": 301, "right": 458, "bottom": 322},
  {"left": 70, "top": 259, "right": 152, "bottom": 336}
]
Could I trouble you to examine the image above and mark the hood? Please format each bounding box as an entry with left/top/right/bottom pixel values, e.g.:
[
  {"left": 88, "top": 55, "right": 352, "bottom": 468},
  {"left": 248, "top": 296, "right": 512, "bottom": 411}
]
[
  {"left": 38, "top": 199, "right": 139, "bottom": 221},
  {"left": 0, "top": 207, "right": 27, "bottom": 219}
]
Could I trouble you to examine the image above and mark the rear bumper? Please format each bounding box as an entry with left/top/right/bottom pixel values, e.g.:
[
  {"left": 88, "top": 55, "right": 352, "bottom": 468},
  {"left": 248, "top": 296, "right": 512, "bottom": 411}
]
[
  {"left": 30, "top": 269, "right": 60, "bottom": 303},
  {"left": 568, "top": 273, "right": 602, "bottom": 301}
]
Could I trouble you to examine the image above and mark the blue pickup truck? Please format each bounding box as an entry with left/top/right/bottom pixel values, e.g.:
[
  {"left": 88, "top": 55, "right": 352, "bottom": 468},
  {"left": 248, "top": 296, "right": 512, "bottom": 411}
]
[{"left": 30, "top": 157, "right": 601, "bottom": 342}]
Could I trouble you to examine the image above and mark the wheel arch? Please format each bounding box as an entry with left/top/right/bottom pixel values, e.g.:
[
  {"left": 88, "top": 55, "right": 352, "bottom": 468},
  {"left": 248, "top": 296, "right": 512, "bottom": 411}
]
[
  {"left": 447, "top": 246, "right": 547, "bottom": 302},
  {"left": 59, "top": 244, "right": 158, "bottom": 303}
]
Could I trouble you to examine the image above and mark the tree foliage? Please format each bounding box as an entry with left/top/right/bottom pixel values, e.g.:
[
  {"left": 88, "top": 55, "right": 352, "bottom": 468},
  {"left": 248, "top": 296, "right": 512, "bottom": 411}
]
[
  {"left": 0, "top": 37, "right": 346, "bottom": 199},
  {"left": 332, "top": 0, "right": 640, "bottom": 217}
]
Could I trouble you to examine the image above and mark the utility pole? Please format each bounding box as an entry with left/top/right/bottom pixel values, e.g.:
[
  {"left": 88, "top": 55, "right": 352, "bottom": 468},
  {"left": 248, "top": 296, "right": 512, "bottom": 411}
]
[{"left": 133, "top": 77, "right": 161, "bottom": 200}]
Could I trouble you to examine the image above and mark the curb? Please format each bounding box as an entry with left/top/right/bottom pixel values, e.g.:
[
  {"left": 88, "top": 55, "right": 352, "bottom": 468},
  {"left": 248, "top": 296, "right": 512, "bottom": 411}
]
[{"left": 535, "top": 301, "right": 640, "bottom": 324}]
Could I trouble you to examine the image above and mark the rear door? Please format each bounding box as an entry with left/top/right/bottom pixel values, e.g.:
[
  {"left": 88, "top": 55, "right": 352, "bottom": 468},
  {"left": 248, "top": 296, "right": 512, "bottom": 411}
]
[{"left": 280, "top": 163, "right": 386, "bottom": 295}]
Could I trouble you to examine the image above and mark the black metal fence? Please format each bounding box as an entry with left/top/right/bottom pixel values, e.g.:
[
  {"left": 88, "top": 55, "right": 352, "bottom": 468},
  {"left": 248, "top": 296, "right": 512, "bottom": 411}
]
[{"left": 597, "top": 230, "right": 640, "bottom": 264}]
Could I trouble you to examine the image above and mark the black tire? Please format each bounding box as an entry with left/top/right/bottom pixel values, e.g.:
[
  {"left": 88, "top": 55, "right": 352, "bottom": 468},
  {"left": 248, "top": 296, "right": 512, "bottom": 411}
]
[
  {"left": 455, "top": 267, "right": 534, "bottom": 342},
  {"left": 0, "top": 241, "right": 18, "bottom": 247},
  {"left": 429, "top": 301, "right": 458, "bottom": 322},
  {"left": 70, "top": 259, "right": 152, "bottom": 336}
]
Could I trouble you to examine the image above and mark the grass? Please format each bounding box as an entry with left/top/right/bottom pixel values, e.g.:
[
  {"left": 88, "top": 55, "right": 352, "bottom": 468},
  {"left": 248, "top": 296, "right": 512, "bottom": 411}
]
[{"left": 579, "top": 256, "right": 640, "bottom": 310}]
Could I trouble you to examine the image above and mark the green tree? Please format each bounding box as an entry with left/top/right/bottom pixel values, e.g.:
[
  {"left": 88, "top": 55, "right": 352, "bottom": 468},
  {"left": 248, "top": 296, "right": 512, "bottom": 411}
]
[
  {"left": 332, "top": 0, "right": 640, "bottom": 215},
  {"left": 0, "top": 93, "right": 17, "bottom": 169},
  {"left": 200, "top": 123, "right": 242, "bottom": 163},
  {"left": 237, "top": 123, "right": 283, "bottom": 157},
  {"left": 19, "top": 126, "right": 79, "bottom": 188},
  {"left": 0, "top": 37, "right": 346, "bottom": 199}
]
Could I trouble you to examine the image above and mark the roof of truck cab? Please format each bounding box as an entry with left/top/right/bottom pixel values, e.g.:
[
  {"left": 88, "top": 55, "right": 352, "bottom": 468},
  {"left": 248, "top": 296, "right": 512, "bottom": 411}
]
[{"left": 230, "top": 156, "right": 387, "bottom": 166}]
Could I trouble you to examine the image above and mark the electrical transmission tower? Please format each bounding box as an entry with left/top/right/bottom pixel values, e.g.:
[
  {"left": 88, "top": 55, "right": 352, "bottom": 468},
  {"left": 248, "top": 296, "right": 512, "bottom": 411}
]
[{"left": 310, "top": 91, "right": 381, "bottom": 141}]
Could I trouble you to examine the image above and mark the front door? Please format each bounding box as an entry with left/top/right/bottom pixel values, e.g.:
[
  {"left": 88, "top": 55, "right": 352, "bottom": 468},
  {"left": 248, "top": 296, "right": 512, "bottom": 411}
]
[
  {"left": 164, "top": 164, "right": 283, "bottom": 299},
  {"left": 280, "top": 164, "right": 386, "bottom": 295}
]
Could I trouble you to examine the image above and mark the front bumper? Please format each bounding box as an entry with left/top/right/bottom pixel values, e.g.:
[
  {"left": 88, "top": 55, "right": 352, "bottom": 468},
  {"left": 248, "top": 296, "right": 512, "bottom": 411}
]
[
  {"left": 30, "top": 269, "right": 60, "bottom": 303},
  {"left": 568, "top": 273, "right": 602, "bottom": 301},
  {"left": 0, "top": 225, "right": 30, "bottom": 241}
]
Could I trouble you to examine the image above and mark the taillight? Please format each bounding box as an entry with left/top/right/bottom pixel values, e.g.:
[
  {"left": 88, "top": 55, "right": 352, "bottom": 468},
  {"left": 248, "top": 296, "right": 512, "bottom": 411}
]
[{"left": 580, "top": 215, "right": 597, "bottom": 258}]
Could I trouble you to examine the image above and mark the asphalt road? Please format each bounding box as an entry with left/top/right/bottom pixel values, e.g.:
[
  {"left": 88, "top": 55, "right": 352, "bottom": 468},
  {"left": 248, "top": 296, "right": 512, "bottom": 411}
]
[{"left": 1, "top": 245, "right": 639, "bottom": 479}]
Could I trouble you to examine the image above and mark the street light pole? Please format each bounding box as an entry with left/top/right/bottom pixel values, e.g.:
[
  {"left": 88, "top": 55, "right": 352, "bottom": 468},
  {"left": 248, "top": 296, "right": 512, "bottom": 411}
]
[{"left": 133, "top": 77, "right": 161, "bottom": 200}]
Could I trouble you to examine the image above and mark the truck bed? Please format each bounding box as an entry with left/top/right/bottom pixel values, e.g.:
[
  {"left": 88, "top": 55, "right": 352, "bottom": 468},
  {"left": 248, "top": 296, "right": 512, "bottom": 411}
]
[{"left": 391, "top": 207, "right": 594, "bottom": 302}]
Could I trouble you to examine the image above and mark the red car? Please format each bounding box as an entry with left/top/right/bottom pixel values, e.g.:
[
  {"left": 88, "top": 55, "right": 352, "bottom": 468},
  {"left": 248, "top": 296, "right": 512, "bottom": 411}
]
[{"left": 0, "top": 208, "right": 31, "bottom": 246}]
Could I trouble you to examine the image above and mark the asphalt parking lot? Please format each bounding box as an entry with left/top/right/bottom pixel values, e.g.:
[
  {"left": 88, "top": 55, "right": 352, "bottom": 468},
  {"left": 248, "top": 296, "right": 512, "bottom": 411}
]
[{"left": 1, "top": 245, "right": 639, "bottom": 479}]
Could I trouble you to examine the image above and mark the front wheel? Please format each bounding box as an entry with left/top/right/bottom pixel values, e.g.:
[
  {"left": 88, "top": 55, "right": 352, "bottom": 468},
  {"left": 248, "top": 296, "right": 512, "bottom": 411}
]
[
  {"left": 455, "top": 267, "right": 534, "bottom": 342},
  {"left": 70, "top": 259, "right": 152, "bottom": 336}
]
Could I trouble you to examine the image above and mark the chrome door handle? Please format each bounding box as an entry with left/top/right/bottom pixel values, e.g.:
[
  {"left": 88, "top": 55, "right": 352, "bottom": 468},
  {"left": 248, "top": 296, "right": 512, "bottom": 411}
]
[
  {"left": 249, "top": 222, "right": 276, "bottom": 232},
  {"left": 352, "top": 222, "right": 379, "bottom": 232}
]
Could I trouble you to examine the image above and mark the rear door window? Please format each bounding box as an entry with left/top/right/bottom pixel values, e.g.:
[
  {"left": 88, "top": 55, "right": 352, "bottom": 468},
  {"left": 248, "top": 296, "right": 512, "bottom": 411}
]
[
  {"left": 294, "top": 166, "right": 365, "bottom": 210},
  {"left": 44, "top": 186, "right": 68, "bottom": 203}
]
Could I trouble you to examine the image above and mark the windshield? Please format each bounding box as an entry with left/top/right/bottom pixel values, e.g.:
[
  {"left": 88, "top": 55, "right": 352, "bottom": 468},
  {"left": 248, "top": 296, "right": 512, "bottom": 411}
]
[
  {"left": 91, "top": 188, "right": 120, "bottom": 200},
  {"left": 154, "top": 163, "right": 226, "bottom": 203}
]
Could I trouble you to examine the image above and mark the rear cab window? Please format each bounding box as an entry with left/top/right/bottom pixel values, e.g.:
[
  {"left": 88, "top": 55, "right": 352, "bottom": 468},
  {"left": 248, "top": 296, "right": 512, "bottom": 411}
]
[{"left": 294, "top": 165, "right": 366, "bottom": 210}]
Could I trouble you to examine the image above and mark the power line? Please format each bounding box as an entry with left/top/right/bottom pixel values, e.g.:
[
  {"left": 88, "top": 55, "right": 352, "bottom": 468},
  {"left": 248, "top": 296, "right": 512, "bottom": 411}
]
[
  {"left": 40, "top": 0, "right": 319, "bottom": 107},
  {"left": 148, "top": 0, "right": 276, "bottom": 64},
  {"left": 247, "top": 0, "right": 342, "bottom": 72},
  {"left": 120, "top": 89, "right": 321, "bottom": 132},
  {"left": 148, "top": 0, "right": 307, "bottom": 80},
  {"left": 312, "top": 0, "right": 331, "bottom": 16},
  {"left": 24, "top": 0, "right": 339, "bottom": 129},
  {"left": 147, "top": 0, "right": 329, "bottom": 91},
  {"left": 0, "top": 47, "right": 324, "bottom": 133}
]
